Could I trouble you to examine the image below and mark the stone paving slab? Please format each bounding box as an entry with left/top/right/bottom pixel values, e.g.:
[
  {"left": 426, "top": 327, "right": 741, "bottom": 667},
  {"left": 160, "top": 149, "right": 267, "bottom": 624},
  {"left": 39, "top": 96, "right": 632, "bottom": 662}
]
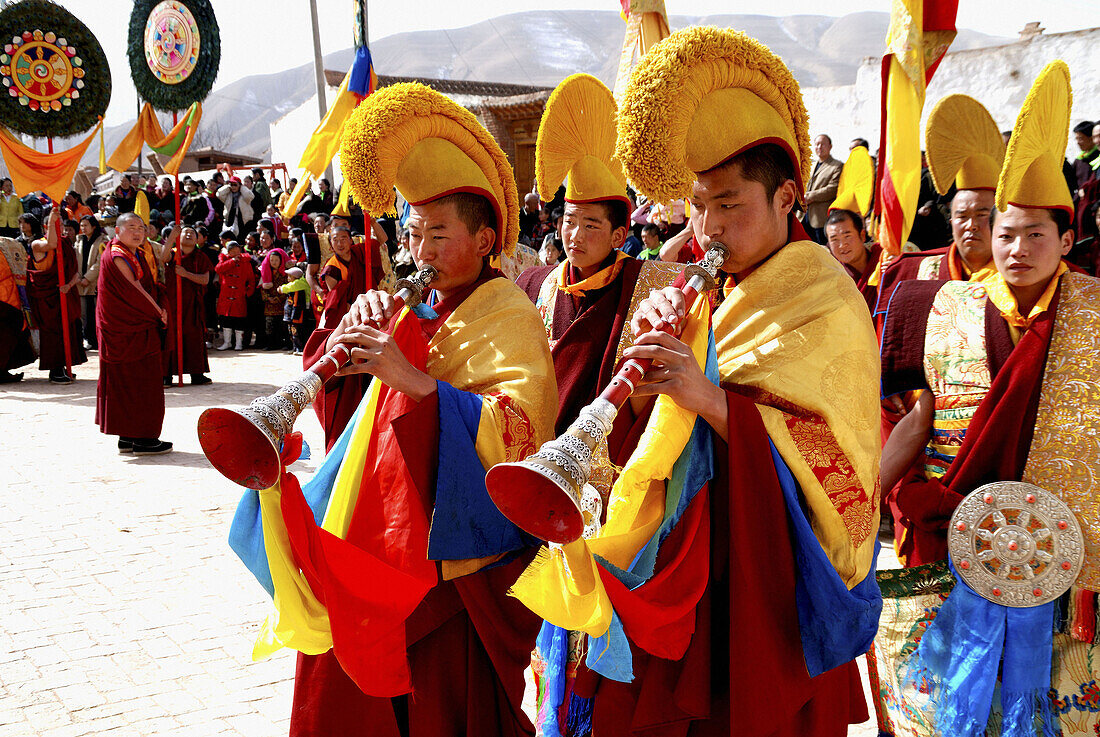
[{"left": 0, "top": 348, "right": 892, "bottom": 735}]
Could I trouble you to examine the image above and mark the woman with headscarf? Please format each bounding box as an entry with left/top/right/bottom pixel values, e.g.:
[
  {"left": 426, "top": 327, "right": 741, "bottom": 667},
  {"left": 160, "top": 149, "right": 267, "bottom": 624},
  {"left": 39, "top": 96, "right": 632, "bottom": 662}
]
[{"left": 259, "top": 247, "right": 289, "bottom": 350}]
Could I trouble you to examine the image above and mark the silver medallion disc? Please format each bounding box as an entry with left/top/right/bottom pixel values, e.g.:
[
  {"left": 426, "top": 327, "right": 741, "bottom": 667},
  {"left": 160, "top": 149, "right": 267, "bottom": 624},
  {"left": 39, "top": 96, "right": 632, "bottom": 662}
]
[{"left": 948, "top": 481, "right": 1084, "bottom": 607}]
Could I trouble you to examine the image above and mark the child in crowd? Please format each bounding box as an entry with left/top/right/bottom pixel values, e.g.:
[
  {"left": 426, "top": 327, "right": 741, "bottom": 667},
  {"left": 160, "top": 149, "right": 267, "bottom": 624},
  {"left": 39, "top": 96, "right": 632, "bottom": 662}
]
[
  {"left": 259, "top": 248, "right": 289, "bottom": 350},
  {"left": 278, "top": 266, "right": 315, "bottom": 355},
  {"left": 213, "top": 241, "right": 254, "bottom": 351}
]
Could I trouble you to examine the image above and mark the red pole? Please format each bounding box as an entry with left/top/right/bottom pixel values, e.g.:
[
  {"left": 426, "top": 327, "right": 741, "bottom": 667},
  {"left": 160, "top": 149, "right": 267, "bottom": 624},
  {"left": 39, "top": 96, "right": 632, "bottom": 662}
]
[
  {"left": 48, "top": 137, "right": 73, "bottom": 379},
  {"left": 173, "top": 110, "right": 184, "bottom": 386}
]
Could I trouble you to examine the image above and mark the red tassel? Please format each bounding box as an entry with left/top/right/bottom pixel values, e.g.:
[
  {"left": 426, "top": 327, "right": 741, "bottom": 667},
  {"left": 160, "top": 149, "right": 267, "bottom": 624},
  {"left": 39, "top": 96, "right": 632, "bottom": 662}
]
[{"left": 1071, "top": 588, "right": 1097, "bottom": 643}]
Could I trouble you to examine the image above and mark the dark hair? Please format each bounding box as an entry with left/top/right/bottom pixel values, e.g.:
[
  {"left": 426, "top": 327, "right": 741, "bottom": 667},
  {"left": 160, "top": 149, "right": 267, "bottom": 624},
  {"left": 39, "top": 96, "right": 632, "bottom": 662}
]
[
  {"left": 330, "top": 225, "right": 352, "bottom": 240},
  {"left": 1073, "top": 121, "right": 1095, "bottom": 135},
  {"left": 850, "top": 138, "right": 870, "bottom": 149},
  {"left": 551, "top": 207, "right": 564, "bottom": 222},
  {"left": 62, "top": 219, "right": 79, "bottom": 232},
  {"left": 252, "top": 168, "right": 265, "bottom": 178},
  {"left": 219, "top": 228, "right": 235, "bottom": 240},
  {"left": 433, "top": 191, "right": 497, "bottom": 236},
  {"left": 825, "top": 208, "right": 865, "bottom": 234},
  {"left": 78, "top": 214, "right": 103, "bottom": 244},
  {"left": 312, "top": 212, "right": 329, "bottom": 223},
  {"left": 1051, "top": 208, "right": 1073, "bottom": 237},
  {"left": 193, "top": 225, "right": 208, "bottom": 238},
  {"left": 707, "top": 143, "right": 796, "bottom": 202},
  {"left": 640, "top": 223, "right": 661, "bottom": 236},
  {"left": 599, "top": 201, "right": 630, "bottom": 231},
  {"left": 18, "top": 213, "right": 42, "bottom": 238},
  {"left": 257, "top": 219, "right": 275, "bottom": 236}
]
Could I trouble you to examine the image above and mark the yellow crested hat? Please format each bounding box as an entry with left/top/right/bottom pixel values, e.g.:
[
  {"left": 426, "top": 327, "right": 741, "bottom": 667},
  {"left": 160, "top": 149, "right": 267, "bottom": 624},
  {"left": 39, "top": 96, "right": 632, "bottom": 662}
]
[
  {"left": 339, "top": 82, "right": 519, "bottom": 255},
  {"left": 926, "top": 94, "right": 1005, "bottom": 195},
  {"left": 536, "top": 74, "right": 630, "bottom": 210},
  {"left": 996, "top": 61, "right": 1074, "bottom": 216},
  {"left": 616, "top": 26, "right": 809, "bottom": 203},
  {"left": 829, "top": 146, "right": 874, "bottom": 215}
]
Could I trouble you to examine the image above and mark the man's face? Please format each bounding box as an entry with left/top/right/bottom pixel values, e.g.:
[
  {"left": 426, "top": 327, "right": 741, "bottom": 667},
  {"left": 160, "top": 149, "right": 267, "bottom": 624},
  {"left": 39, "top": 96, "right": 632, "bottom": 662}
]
[
  {"left": 1075, "top": 131, "right": 1093, "bottom": 152},
  {"left": 689, "top": 163, "right": 796, "bottom": 276},
  {"left": 561, "top": 202, "right": 624, "bottom": 273},
  {"left": 992, "top": 205, "right": 1072, "bottom": 292},
  {"left": 825, "top": 218, "right": 867, "bottom": 267},
  {"left": 1093, "top": 125, "right": 1100, "bottom": 153},
  {"left": 524, "top": 194, "right": 539, "bottom": 213},
  {"left": 641, "top": 228, "right": 660, "bottom": 250},
  {"left": 330, "top": 231, "right": 352, "bottom": 260},
  {"left": 116, "top": 217, "right": 146, "bottom": 248},
  {"left": 313, "top": 216, "right": 328, "bottom": 234},
  {"left": 950, "top": 189, "right": 995, "bottom": 268},
  {"left": 1, "top": 180, "right": 11, "bottom": 195},
  {"left": 180, "top": 228, "right": 198, "bottom": 248},
  {"left": 62, "top": 225, "right": 76, "bottom": 240},
  {"left": 120, "top": 177, "right": 132, "bottom": 190},
  {"left": 813, "top": 135, "right": 832, "bottom": 161},
  {"left": 407, "top": 199, "right": 494, "bottom": 298}
]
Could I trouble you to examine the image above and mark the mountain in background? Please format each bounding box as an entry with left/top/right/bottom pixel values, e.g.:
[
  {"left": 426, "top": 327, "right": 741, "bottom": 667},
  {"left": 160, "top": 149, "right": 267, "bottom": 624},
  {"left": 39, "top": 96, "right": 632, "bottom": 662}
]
[{"left": 81, "top": 10, "right": 1008, "bottom": 168}]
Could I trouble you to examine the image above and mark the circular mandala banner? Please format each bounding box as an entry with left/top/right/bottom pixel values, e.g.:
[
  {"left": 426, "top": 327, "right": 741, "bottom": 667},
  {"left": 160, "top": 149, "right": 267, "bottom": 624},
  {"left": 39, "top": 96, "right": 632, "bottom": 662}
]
[
  {"left": 0, "top": 0, "right": 110, "bottom": 137},
  {"left": 129, "top": 0, "right": 219, "bottom": 110}
]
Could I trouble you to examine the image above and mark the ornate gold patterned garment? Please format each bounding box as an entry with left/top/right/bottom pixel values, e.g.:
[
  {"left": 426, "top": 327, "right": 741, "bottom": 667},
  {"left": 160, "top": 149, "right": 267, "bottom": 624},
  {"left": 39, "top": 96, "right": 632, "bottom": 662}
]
[
  {"left": 916, "top": 254, "right": 944, "bottom": 281},
  {"left": 1023, "top": 272, "right": 1100, "bottom": 592},
  {"left": 921, "top": 281, "right": 992, "bottom": 479},
  {"left": 715, "top": 240, "right": 881, "bottom": 587}
]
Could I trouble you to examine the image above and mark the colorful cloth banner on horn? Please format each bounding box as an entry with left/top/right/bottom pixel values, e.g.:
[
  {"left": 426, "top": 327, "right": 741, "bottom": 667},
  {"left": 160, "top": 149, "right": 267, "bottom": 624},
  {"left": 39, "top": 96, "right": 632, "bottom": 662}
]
[
  {"left": 613, "top": 0, "right": 669, "bottom": 100},
  {"left": 874, "top": 0, "right": 958, "bottom": 256},
  {"left": 0, "top": 119, "right": 103, "bottom": 202},
  {"left": 107, "top": 101, "right": 203, "bottom": 176}
]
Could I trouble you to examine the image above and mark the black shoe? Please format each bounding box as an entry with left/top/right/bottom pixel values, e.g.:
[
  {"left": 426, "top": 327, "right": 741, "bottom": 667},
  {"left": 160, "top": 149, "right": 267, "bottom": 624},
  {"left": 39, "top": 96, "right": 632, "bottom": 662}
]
[
  {"left": 118, "top": 438, "right": 134, "bottom": 454},
  {"left": 132, "top": 439, "right": 173, "bottom": 455},
  {"left": 0, "top": 371, "right": 22, "bottom": 384},
  {"left": 49, "top": 371, "right": 74, "bottom": 384},
  {"left": 190, "top": 374, "right": 212, "bottom": 386}
]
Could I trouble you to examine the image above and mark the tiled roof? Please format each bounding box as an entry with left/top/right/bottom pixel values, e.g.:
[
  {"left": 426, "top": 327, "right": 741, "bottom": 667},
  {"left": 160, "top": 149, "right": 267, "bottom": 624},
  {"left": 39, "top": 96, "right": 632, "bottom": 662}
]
[{"left": 323, "top": 69, "right": 551, "bottom": 97}]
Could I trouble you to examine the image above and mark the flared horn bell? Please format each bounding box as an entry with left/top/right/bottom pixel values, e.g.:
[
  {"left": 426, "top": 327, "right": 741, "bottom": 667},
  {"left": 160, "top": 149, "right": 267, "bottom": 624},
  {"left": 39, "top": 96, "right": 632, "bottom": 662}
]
[
  {"left": 486, "top": 398, "right": 617, "bottom": 544},
  {"left": 197, "top": 367, "right": 325, "bottom": 490}
]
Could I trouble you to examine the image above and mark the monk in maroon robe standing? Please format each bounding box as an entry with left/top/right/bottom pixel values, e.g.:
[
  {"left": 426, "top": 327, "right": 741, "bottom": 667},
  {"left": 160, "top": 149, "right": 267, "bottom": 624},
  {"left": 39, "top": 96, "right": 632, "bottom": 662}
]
[
  {"left": 162, "top": 224, "right": 213, "bottom": 385},
  {"left": 28, "top": 208, "right": 85, "bottom": 383},
  {"left": 95, "top": 212, "right": 173, "bottom": 455}
]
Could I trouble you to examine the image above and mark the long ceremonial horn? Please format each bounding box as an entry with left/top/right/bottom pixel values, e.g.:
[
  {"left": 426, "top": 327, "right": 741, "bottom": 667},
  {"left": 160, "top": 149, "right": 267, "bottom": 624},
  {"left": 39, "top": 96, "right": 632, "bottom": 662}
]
[
  {"left": 485, "top": 243, "right": 729, "bottom": 543},
  {"left": 196, "top": 264, "right": 439, "bottom": 489}
]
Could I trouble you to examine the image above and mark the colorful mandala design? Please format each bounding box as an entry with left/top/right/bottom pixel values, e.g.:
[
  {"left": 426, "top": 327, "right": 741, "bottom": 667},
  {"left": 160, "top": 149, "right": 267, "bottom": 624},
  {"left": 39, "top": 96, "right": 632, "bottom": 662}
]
[
  {"left": 0, "top": 30, "right": 82, "bottom": 113},
  {"left": 143, "top": 0, "right": 199, "bottom": 85}
]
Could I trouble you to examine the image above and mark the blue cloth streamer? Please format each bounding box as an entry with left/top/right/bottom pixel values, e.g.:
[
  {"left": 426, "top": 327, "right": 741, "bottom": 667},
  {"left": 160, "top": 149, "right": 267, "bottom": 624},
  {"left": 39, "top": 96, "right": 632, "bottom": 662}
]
[
  {"left": 347, "top": 46, "right": 375, "bottom": 97},
  {"left": 769, "top": 441, "right": 883, "bottom": 676},
  {"left": 586, "top": 611, "right": 633, "bottom": 682},
  {"left": 426, "top": 381, "right": 534, "bottom": 561},
  {"left": 535, "top": 621, "right": 568, "bottom": 737},
  {"left": 908, "top": 560, "right": 1058, "bottom": 737}
]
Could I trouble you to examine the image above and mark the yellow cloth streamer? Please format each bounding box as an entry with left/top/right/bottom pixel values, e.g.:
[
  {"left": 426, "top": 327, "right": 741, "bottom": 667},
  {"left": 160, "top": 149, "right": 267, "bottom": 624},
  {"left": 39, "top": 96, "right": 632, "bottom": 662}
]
[
  {"left": 510, "top": 291, "right": 711, "bottom": 637},
  {"left": 715, "top": 240, "right": 880, "bottom": 587}
]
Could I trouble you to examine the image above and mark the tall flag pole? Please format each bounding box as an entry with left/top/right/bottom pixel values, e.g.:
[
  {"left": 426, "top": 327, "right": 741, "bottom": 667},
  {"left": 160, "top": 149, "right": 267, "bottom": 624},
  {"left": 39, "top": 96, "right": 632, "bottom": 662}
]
[
  {"left": 613, "top": 0, "right": 669, "bottom": 102},
  {"left": 874, "top": 0, "right": 958, "bottom": 257}
]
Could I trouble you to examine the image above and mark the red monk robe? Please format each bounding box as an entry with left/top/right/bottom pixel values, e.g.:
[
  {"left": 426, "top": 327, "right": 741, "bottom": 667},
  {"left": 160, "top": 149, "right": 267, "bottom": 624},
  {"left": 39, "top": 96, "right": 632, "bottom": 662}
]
[
  {"left": 588, "top": 228, "right": 875, "bottom": 737},
  {"left": 27, "top": 236, "right": 86, "bottom": 373},
  {"left": 0, "top": 247, "right": 33, "bottom": 377},
  {"left": 291, "top": 265, "right": 546, "bottom": 737},
  {"left": 95, "top": 243, "right": 165, "bottom": 439},
  {"left": 162, "top": 247, "right": 213, "bottom": 376},
  {"left": 841, "top": 243, "right": 883, "bottom": 312}
]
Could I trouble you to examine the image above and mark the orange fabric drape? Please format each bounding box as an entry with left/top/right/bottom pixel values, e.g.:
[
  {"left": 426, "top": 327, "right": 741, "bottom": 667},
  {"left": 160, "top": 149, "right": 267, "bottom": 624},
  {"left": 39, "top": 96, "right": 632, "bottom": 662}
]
[
  {"left": 0, "top": 121, "right": 102, "bottom": 202},
  {"left": 107, "top": 102, "right": 202, "bottom": 175}
]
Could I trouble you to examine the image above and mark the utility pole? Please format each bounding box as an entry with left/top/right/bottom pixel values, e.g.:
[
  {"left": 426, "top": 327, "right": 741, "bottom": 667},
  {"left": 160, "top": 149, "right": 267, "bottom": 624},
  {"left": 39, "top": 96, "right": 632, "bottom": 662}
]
[{"left": 308, "top": 0, "right": 333, "bottom": 184}]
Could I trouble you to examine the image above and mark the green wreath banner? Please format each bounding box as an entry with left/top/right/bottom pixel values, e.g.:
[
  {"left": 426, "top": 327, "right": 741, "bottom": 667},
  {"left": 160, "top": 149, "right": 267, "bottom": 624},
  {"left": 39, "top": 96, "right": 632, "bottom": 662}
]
[
  {"left": 0, "top": 0, "right": 110, "bottom": 138},
  {"left": 128, "top": 0, "right": 219, "bottom": 111}
]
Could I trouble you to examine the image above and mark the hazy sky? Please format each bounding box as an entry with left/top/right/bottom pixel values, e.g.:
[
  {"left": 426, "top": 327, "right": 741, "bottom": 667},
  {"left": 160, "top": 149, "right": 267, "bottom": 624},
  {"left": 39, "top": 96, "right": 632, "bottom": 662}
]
[{"left": 64, "top": 0, "right": 1093, "bottom": 123}]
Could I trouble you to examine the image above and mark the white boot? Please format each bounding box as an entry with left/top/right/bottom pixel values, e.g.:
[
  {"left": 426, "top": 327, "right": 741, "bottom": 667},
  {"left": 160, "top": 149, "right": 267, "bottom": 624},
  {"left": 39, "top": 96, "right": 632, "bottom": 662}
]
[
  {"left": 216, "top": 327, "right": 232, "bottom": 350},
  {"left": 234, "top": 330, "right": 245, "bottom": 351}
]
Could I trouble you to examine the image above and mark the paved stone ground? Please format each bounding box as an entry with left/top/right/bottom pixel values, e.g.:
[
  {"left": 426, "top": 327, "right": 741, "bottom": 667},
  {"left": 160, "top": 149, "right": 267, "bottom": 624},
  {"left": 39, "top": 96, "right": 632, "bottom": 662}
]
[{"left": 0, "top": 347, "right": 894, "bottom": 736}]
